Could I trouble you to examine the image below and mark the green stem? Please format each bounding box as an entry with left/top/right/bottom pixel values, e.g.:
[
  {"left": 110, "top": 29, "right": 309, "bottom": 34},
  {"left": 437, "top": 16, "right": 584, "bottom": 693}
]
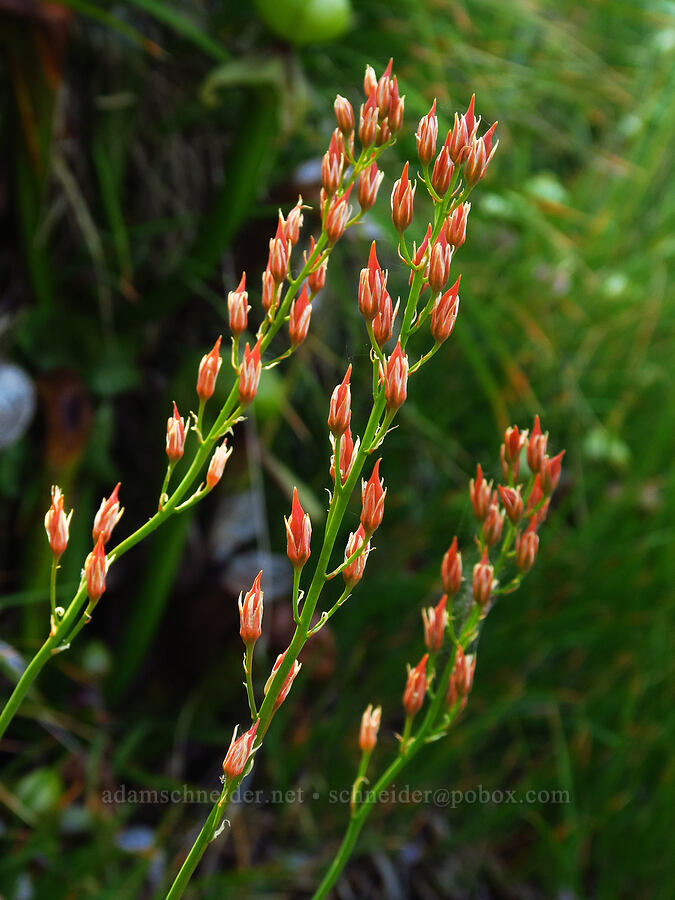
[
  {"left": 291, "top": 567, "right": 302, "bottom": 625},
  {"left": 49, "top": 558, "right": 58, "bottom": 621},
  {"left": 244, "top": 644, "right": 257, "bottom": 719}
]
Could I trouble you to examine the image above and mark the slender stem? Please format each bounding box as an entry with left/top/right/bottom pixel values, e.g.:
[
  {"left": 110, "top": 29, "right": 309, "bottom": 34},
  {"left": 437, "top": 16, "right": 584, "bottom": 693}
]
[
  {"left": 291, "top": 567, "right": 302, "bottom": 625},
  {"left": 49, "top": 558, "right": 58, "bottom": 620},
  {"left": 244, "top": 644, "right": 257, "bottom": 719}
]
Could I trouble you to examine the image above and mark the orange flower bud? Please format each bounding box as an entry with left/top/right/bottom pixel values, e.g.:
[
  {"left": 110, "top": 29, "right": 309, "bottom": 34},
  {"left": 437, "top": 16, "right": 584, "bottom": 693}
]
[
  {"left": 268, "top": 215, "right": 290, "bottom": 283},
  {"left": 358, "top": 94, "right": 379, "bottom": 148},
  {"left": 238, "top": 340, "right": 262, "bottom": 407},
  {"left": 222, "top": 719, "right": 259, "bottom": 780},
  {"left": 431, "top": 139, "right": 454, "bottom": 196},
  {"left": 359, "top": 704, "right": 382, "bottom": 752},
  {"left": 265, "top": 650, "right": 301, "bottom": 710},
  {"left": 445, "top": 202, "right": 471, "bottom": 249},
  {"left": 472, "top": 548, "right": 494, "bottom": 608},
  {"left": 372, "top": 289, "right": 395, "bottom": 347},
  {"left": 464, "top": 122, "right": 498, "bottom": 185},
  {"left": 262, "top": 267, "right": 278, "bottom": 315},
  {"left": 325, "top": 187, "right": 352, "bottom": 244},
  {"left": 430, "top": 276, "right": 460, "bottom": 344},
  {"left": 84, "top": 535, "right": 107, "bottom": 602},
  {"left": 375, "top": 58, "right": 393, "bottom": 114},
  {"left": 322, "top": 132, "right": 344, "bottom": 195},
  {"left": 416, "top": 99, "right": 438, "bottom": 167},
  {"left": 228, "top": 273, "right": 249, "bottom": 336},
  {"left": 515, "top": 523, "right": 539, "bottom": 572},
  {"left": 428, "top": 231, "right": 452, "bottom": 293},
  {"left": 92, "top": 482, "right": 123, "bottom": 545},
  {"left": 197, "top": 335, "right": 223, "bottom": 402},
  {"left": 166, "top": 402, "right": 187, "bottom": 464},
  {"left": 526, "top": 415, "right": 548, "bottom": 474},
  {"left": 483, "top": 497, "right": 505, "bottom": 546},
  {"left": 306, "top": 237, "right": 327, "bottom": 295},
  {"left": 334, "top": 94, "right": 354, "bottom": 134},
  {"left": 285, "top": 488, "right": 311, "bottom": 569},
  {"left": 540, "top": 451, "right": 565, "bottom": 495},
  {"left": 361, "top": 458, "right": 386, "bottom": 535},
  {"left": 441, "top": 537, "right": 463, "bottom": 596},
  {"left": 358, "top": 162, "right": 384, "bottom": 212},
  {"left": 328, "top": 364, "right": 352, "bottom": 436},
  {"left": 288, "top": 283, "right": 312, "bottom": 346},
  {"left": 403, "top": 653, "right": 429, "bottom": 718},
  {"left": 469, "top": 464, "right": 492, "bottom": 521},
  {"left": 283, "top": 196, "right": 304, "bottom": 246},
  {"left": 358, "top": 241, "right": 387, "bottom": 322},
  {"left": 527, "top": 474, "right": 550, "bottom": 528},
  {"left": 448, "top": 94, "right": 478, "bottom": 164},
  {"left": 330, "top": 426, "right": 359, "bottom": 487},
  {"left": 384, "top": 342, "right": 408, "bottom": 412},
  {"left": 422, "top": 594, "right": 448, "bottom": 652},
  {"left": 206, "top": 440, "right": 232, "bottom": 489},
  {"left": 498, "top": 485, "right": 524, "bottom": 525},
  {"left": 391, "top": 161, "right": 415, "bottom": 233},
  {"left": 453, "top": 645, "right": 475, "bottom": 696},
  {"left": 363, "top": 64, "right": 377, "bottom": 99},
  {"left": 388, "top": 76, "right": 405, "bottom": 134},
  {"left": 342, "top": 525, "right": 369, "bottom": 586},
  {"left": 44, "top": 485, "right": 72, "bottom": 558},
  {"left": 239, "top": 570, "right": 263, "bottom": 646}
]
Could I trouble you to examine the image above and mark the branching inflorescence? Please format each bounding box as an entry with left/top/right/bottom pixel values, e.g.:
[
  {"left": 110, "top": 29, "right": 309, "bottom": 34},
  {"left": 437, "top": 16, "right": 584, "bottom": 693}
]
[{"left": 1, "top": 59, "right": 563, "bottom": 898}]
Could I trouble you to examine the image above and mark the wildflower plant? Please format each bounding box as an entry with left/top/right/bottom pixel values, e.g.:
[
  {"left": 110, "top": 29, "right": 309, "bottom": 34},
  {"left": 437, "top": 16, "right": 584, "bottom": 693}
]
[{"left": 0, "top": 60, "right": 564, "bottom": 898}]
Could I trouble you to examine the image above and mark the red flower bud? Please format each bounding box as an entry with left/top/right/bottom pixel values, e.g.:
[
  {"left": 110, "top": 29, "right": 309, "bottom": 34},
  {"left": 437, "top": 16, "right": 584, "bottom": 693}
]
[
  {"left": 428, "top": 231, "right": 453, "bottom": 293},
  {"left": 441, "top": 537, "right": 463, "bottom": 596},
  {"left": 526, "top": 415, "right": 548, "bottom": 474},
  {"left": 515, "top": 523, "right": 539, "bottom": 572},
  {"left": 384, "top": 341, "right": 408, "bottom": 411},
  {"left": 431, "top": 139, "right": 454, "bottom": 196},
  {"left": 503, "top": 425, "right": 528, "bottom": 466},
  {"left": 416, "top": 99, "right": 438, "bottom": 167},
  {"left": 408, "top": 225, "right": 432, "bottom": 287},
  {"left": 343, "top": 524, "right": 369, "bottom": 586},
  {"left": 358, "top": 162, "right": 384, "bottom": 212},
  {"left": 92, "top": 482, "right": 124, "bottom": 545},
  {"left": 44, "top": 485, "right": 72, "bottom": 558},
  {"left": 361, "top": 458, "right": 386, "bottom": 535},
  {"left": 445, "top": 202, "right": 471, "bottom": 249},
  {"left": 85, "top": 535, "right": 107, "bottom": 602},
  {"left": 469, "top": 464, "right": 492, "bottom": 521},
  {"left": 239, "top": 570, "right": 263, "bottom": 646},
  {"left": 265, "top": 650, "right": 302, "bottom": 710},
  {"left": 325, "top": 187, "right": 352, "bottom": 244},
  {"left": 238, "top": 340, "right": 262, "bottom": 407},
  {"left": 222, "top": 719, "right": 259, "bottom": 780},
  {"left": 359, "top": 704, "right": 382, "bottom": 752},
  {"left": 334, "top": 94, "right": 355, "bottom": 134},
  {"left": 391, "top": 161, "right": 416, "bottom": 233},
  {"left": 228, "top": 273, "right": 249, "bottom": 336},
  {"left": 285, "top": 487, "right": 311, "bottom": 568},
  {"left": 328, "top": 364, "right": 352, "bottom": 436},
  {"left": 288, "top": 283, "right": 312, "bottom": 346},
  {"left": 166, "top": 402, "right": 187, "bottom": 464},
  {"left": 206, "top": 440, "right": 232, "bottom": 489},
  {"left": 483, "top": 498, "right": 505, "bottom": 546},
  {"left": 498, "top": 485, "right": 524, "bottom": 524},
  {"left": 430, "top": 276, "right": 460, "bottom": 344},
  {"left": 472, "top": 548, "right": 494, "bottom": 608},
  {"left": 422, "top": 594, "right": 448, "bottom": 652},
  {"left": 403, "top": 653, "right": 429, "bottom": 718},
  {"left": 540, "top": 450, "right": 565, "bottom": 496},
  {"left": 197, "top": 335, "right": 223, "bottom": 402}
]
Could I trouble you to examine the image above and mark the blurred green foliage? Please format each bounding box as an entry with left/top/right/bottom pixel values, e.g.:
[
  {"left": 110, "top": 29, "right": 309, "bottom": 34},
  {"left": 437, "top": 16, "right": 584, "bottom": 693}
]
[{"left": 0, "top": 0, "right": 673, "bottom": 898}]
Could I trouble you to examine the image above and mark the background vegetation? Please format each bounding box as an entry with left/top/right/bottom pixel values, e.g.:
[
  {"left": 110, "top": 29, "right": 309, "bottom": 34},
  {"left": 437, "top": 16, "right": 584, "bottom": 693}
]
[{"left": 1, "top": 0, "right": 673, "bottom": 897}]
